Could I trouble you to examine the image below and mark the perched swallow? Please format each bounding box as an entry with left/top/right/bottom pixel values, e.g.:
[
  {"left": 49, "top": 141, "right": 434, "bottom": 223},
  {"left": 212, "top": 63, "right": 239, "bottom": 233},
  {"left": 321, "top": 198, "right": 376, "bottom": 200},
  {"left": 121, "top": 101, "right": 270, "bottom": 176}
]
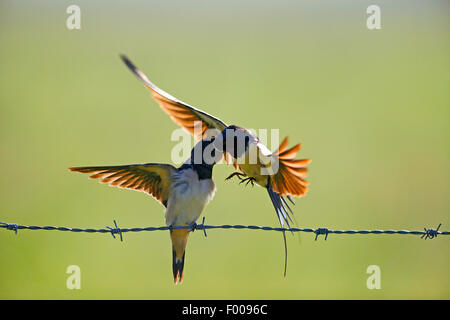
[
  {"left": 120, "top": 55, "right": 311, "bottom": 275},
  {"left": 70, "top": 138, "right": 218, "bottom": 284}
]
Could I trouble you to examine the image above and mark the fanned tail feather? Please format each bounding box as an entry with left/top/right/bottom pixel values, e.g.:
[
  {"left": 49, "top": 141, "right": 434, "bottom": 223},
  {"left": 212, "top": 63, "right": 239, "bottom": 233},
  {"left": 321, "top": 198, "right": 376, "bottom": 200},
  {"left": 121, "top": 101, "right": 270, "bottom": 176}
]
[{"left": 271, "top": 137, "right": 311, "bottom": 197}]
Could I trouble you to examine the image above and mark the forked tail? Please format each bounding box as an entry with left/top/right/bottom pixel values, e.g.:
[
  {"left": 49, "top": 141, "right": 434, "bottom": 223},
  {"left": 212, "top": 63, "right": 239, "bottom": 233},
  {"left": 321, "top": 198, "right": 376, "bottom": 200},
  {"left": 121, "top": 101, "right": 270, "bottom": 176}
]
[{"left": 170, "top": 228, "right": 190, "bottom": 284}]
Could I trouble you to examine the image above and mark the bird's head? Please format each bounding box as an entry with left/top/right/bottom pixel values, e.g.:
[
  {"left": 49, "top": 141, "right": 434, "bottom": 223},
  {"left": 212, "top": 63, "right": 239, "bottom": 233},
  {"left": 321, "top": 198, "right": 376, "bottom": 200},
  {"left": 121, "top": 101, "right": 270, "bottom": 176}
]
[
  {"left": 213, "top": 125, "right": 256, "bottom": 159},
  {"left": 190, "top": 137, "right": 221, "bottom": 166}
]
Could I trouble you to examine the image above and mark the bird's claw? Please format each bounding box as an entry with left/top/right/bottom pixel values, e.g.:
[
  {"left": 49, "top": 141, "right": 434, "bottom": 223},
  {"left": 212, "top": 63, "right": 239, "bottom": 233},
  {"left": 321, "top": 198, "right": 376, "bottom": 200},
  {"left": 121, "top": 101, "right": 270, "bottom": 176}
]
[
  {"left": 225, "top": 172, "right": 247, "bottom": 181},
  {"left": 188, "top": 222, "right": 198, "bottom": 233},
  {"left": 239, "top": 177, "right": 256, "bottom": 187}
]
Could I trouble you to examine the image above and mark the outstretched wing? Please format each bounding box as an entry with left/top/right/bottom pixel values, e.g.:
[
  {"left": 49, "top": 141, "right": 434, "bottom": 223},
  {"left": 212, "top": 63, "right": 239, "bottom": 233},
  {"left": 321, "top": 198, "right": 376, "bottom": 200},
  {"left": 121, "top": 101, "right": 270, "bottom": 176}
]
[
  {"left": 121, "top": 55, "right": 227, "bottom": 140},
  {"left": 69, "top": 163, "right": 176, "bottom": 207}
]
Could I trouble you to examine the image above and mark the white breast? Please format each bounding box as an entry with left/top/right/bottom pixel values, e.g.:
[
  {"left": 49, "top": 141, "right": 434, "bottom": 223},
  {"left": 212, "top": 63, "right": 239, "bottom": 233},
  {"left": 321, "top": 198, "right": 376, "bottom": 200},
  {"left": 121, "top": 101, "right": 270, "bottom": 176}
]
[{"left": 165, "top": 168, "right": 216, "bottom": 226}]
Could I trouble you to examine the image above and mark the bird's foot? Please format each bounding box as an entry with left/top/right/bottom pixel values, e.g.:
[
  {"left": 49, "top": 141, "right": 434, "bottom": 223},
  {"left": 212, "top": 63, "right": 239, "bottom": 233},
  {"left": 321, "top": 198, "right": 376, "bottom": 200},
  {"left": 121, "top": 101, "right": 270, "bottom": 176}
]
[
  {"left": 188, "top": 222, "right": 198, "bottom": 233},
  {"left": 225, "top": 171, "right": 247, "bottom": 181},
  {"left": 239, "top": 177, "right": 256, "bottom": 187}
]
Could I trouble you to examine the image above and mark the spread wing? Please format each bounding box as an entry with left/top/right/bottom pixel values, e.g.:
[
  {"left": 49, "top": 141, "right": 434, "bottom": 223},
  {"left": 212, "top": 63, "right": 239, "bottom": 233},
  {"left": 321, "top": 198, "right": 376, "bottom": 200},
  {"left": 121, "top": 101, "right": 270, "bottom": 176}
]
[
  {"left": 120, "top": 55, "right": 227, "bottom": 140},
  {"left": 69, "top": 163, "right": 176, "bottom": 207}
]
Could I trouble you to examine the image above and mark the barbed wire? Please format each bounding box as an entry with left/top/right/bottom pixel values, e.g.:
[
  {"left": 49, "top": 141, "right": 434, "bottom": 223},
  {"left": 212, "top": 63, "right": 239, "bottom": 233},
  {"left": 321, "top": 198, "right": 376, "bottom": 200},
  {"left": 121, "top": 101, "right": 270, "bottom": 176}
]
[{"left": 0, "top": 218, "right": 447, "bottom": 241}]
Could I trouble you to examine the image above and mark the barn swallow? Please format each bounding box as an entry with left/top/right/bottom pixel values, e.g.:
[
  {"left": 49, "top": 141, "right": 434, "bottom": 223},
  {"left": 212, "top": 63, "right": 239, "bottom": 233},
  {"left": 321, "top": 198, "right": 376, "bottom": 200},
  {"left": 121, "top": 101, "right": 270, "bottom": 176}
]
[
  {"left": 120, "top": 55, "right": 311, "bottom": 275},
  {"left": 70, "top": 138, "right": 218, "bottom": 284}
]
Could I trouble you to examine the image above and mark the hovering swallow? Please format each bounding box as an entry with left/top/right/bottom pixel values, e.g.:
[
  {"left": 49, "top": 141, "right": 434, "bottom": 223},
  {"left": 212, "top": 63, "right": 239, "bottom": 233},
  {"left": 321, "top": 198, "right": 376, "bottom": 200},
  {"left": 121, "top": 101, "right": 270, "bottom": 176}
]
[
  {"left": 120, "top": 55, "right": 311, "bottom": 275},
  {"left": 70, "top": 138, "right": 218, "bottom": 284}
]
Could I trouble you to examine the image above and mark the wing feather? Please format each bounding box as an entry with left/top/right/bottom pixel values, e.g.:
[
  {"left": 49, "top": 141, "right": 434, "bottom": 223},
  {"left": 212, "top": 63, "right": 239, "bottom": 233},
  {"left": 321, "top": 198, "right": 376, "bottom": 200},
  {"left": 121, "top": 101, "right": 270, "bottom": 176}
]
[
  {"left": 69, "top": 163, "right": 176, "bottom": 206},
  {"left": 121, "top": 55, "right": 227, "bottom": 140}
]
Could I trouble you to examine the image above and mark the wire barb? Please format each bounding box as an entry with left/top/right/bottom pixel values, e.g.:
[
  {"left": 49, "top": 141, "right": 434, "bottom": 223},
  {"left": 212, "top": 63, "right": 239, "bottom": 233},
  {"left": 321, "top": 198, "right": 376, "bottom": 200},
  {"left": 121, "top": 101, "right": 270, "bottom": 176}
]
[
  {"left": 314, "top": 228, "right": 329, "bottom": 241},
  {"left": 187, "top": 217, "right": 208, "bottom": 238},
  {"left": 421, "top": 223, "right": 441, "bottom": 240},
  {"left": 106, "top": 219, "right": 123, "bottom": 241},
  {"left": 0, "top": 222, "right": 19, "bottom": 234},
  {"left": 200, "top": 217, "right": 207, "bottom": 238}
]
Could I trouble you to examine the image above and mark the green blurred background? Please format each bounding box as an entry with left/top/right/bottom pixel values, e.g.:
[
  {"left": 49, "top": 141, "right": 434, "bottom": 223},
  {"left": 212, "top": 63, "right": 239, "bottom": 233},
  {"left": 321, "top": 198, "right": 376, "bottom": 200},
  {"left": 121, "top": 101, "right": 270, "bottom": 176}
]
[{"left": 0, "top": 0, "right": 448, "bottom": 299}]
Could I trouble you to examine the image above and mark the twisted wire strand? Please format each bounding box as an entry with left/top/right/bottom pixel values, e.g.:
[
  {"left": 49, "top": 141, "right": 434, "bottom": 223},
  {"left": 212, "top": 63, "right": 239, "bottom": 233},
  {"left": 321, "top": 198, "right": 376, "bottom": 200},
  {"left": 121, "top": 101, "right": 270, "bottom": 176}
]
[{"left": 0, "top": 220, "right": 447, "bottom": 241}]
